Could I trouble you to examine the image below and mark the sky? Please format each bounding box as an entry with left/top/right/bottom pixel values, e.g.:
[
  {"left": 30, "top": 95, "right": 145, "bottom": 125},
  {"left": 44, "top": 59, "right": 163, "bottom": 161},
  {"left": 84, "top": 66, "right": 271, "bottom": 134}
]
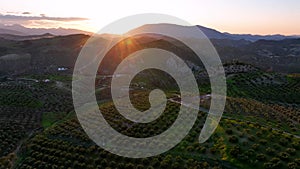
[{"left": 0, "top": 0, "right": 299, "bottom": 35}]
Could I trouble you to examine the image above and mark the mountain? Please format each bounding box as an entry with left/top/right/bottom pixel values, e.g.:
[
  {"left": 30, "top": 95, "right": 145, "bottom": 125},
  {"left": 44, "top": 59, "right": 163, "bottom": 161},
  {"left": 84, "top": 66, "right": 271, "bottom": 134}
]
[
  {"left": 0, "top": 53, "right": 31, "bottom": 75},
  {"left": 0, "top": 23, "right": 297, "bottom": 42},
  {"left": 0, "top": 23, "right": 91, "bottom": 36},
  {"left": 196, "top": 25, "right": 232, "bottom": 39},
  {"left": 0, "top": 34, "right": 91, "bottom": 75},
  {"left": 1, "top": 33, "right": 299, "bottom": 75},
  {"left": 0, "top": 28, "right": 25, "bottom": 36},
  {"left": 129, "top": 23, "right": 298, "bottom": 42},
  {"left": 0, "top": 23, "right": 299, "bottom": 75},
  {"left": 226, "top": 33, "right": 296, "bottom": 42},
  {"left": 0, "top": 33, "right": 55, "bottom": 41},
  {"left": 128, "top": 24, "right": 231, "bottom": 39},
  {"left": 213, "top": 38, "right": 300, "bottom": 72}
]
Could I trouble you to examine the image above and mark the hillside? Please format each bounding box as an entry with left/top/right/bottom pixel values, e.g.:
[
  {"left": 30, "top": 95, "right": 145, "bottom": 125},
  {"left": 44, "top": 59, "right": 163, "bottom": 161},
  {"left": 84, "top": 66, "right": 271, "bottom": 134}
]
[
  {"left": 0, "top": 69, "right": 298, "bottom": 169},
  {"left": 0, "top": 32, "right": 299, "bottom": 75}
]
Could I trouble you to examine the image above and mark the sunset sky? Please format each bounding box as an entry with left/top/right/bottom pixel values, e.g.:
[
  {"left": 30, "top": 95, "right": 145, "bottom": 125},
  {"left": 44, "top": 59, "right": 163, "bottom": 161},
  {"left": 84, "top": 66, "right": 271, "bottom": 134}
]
[{"left": 0, "top": 0, "right": 299, "bottom": 35}]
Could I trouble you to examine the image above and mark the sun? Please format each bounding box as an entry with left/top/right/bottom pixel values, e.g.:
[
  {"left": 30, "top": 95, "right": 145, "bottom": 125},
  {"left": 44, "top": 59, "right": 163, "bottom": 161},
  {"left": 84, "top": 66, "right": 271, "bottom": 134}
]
[{"left": 125, "top": 39, "right": 133, "bottom": 45}]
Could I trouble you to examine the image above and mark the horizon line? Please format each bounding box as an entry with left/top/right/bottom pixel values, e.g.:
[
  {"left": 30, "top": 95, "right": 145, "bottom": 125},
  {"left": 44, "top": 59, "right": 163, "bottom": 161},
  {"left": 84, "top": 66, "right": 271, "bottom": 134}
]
[{"left": 2, "top": 23, "right": 300, "bottom": 37}]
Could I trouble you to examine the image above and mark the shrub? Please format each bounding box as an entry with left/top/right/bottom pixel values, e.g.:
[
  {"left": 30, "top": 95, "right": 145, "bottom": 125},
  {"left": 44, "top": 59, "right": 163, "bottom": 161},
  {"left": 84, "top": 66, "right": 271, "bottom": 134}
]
[
  {"left": 259, "top": 139, "right": 267, "bottom": 145},
  {"left": 142, "top": 158, "right": 150, "bottom": 165},
  {"left": 251, "top": 144, "right": 260, "bottom": 150},
  {"left": 229, "top": 146, "right": 240, "bottom": 157},
  {"left": 286, "top": 148, "right": 296, "bottom": 155},
  {"left": 245, "top": 149, "right": 255, "bottom": 157},
  {"left": 125, "top": 163, "right": 134, "bottom": 169},
  {"left": 279, "top": 138, "right": 288, "bottom": 146},
  {"left": 136, "top": 164, "right": 144, "bottom": 169},
  {"left": 266, "top": 147, "right": 275, "bottom": 155},
  {"left": 264, "top": 158, "right": 282, "bottom": 169},
  {"left": 210, "top": 147, "right": 217, "bottom": 154},
  {"left": 228, "top": 136, "right": 239, "bottom": 143},
  {"left": 273, "top": 144, "right": 281, "bottom": 150},
  {"left": 238, "top": 154, "right": 249, "bottom": 161},
  {"left": 172, "top": 162, "right": 181, "bottom": 169},
  {"left": 256, "top": 131, "right": 263, "bottom": 137},
  {"left": 186, "top": 146, "right": 194, "bottom": 152},
  {"left": 197, "top": 146, "right": 206, "bottom": 153},
  {"left": 278, "top": 152, "right": 289, "bottom": 161},
  {"left": 225, "top": 129, "right": 233, "bottom": 135},
  {"left": 292, "top": 141, "right": 299, "bottom": 150},
  {"left": 241, "top": 141, "right": 248, "bottom": 146},
  {"left": 248, "top": 135, "right": 256, "bottom": 141},
  {"left": 287, "top": 162, "right": 298, "bottom": 169},
  {"left": 256, "top": 154, "right": 266, "bottom": 161}
]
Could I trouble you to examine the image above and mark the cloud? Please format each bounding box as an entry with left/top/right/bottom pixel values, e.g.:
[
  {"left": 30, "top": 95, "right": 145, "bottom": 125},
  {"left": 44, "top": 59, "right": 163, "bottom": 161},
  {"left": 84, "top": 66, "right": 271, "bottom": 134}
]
[
  {"left": 22, "top": 12, "right": 31, "bottom": 15},
  {"left": 0, "top": 14, "right": 89, "bottom": 22},
  {"left": 6, "top": 11, "right": 19, "bottom": 14}
]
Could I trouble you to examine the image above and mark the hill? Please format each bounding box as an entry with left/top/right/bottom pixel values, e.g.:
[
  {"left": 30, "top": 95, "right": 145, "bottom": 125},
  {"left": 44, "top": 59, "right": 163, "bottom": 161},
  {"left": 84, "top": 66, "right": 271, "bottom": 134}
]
[{"left": 0, "top": 32, "right": 299, "bottom": 75}]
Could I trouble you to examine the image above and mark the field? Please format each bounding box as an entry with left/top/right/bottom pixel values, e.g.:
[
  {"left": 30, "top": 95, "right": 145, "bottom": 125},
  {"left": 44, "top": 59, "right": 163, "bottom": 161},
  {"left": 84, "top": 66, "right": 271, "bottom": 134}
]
[
  {"left": 0, "top": 78, "right": 73, "bottom": 169},
  {"left": 0, "top": 67, "right": 299, "bottom": 169}
]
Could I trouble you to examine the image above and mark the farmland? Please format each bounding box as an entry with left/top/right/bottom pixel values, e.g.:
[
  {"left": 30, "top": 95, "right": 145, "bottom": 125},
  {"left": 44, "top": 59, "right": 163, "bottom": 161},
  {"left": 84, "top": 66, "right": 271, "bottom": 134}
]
[{"left": 0, "top": 68, "right": 298, "bottom": 169}]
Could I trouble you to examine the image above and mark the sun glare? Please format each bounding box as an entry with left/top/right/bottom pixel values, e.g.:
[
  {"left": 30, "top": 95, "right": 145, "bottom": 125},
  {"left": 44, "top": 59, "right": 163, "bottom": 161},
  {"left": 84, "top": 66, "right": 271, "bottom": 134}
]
[{"left": 125, "top": 39, "right": 133, "bottom": 45}]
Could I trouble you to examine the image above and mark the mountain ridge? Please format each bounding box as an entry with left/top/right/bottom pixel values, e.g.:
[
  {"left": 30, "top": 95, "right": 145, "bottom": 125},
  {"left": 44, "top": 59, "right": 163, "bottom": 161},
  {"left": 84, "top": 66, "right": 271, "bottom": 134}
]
[
  {"left": 0, "top": 23, "right": 298, "bottom": 42},
  {"left": 129, "top": 23, "right": 298, "bottom": 42},
  {"left": 0, "top": 23, "right": 91, "bottom": 36}
]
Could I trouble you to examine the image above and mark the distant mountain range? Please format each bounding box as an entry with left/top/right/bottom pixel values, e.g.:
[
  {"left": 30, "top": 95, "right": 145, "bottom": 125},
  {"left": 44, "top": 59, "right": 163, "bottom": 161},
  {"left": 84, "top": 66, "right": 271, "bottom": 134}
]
[
  {"left": 0, "top": 23, "right": 299, "bottom": 75},
  {"left": 0, "top": 23, "right": 298, "bottom": 42},
  {"left": 197, "top": 25, "right": 299, "bottom": 41},
  {"left": 0, "top": 33, "right": 56, "bottom": 41},
  {"left": 129, "top": 24, "right": 299, "bottom": 42},
  {"left": 0, "top": 23, "right": 91, "bottom": 36}
]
